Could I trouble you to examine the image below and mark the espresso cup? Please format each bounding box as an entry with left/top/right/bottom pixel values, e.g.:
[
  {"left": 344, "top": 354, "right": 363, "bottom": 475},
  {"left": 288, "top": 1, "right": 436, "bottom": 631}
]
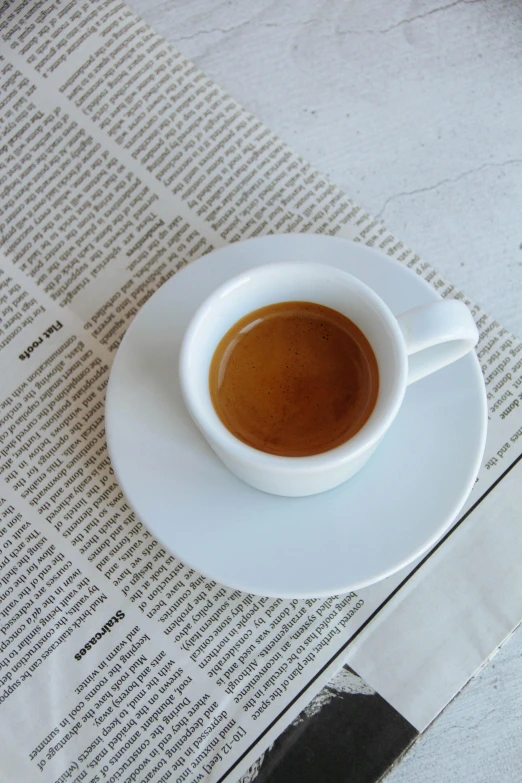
[{"left": 179, "top": 261, "right": 478, "bottom": 497}]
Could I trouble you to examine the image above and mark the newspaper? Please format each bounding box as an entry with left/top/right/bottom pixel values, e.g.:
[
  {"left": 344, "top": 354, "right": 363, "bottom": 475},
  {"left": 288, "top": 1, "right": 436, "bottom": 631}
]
[{"left": 0, "top": 1, "right": 521, "bottom": 782}]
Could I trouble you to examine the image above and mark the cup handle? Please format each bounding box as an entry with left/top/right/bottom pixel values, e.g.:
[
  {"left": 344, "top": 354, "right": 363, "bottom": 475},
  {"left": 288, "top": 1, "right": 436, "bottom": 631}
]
[{"left": 396, "top": 300, "right": 479, "bottom": 385}]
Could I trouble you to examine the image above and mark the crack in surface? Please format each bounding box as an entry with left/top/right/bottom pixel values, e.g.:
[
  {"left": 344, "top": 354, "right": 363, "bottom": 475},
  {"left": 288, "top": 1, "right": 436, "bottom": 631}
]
[
  {"left": 377, "top": 159, "right": 522, "bottom": 218},
  {"left": 173, "top": 21, "right": 252, "bottom": 43},
  {"left": 263, "top": 18, "right": 323, "bottom": 28},
  {"left": 172, "top": 17, "right": 324, "bottom": 43},
  {"left": 464, "top": 708, "right": 498, "bottom": 732},
  {"left": 172, "top": 0, "right": 484, "bottom": 43},
  {"left": 380, "top": 0, "right": 483, "bottom": 33}
]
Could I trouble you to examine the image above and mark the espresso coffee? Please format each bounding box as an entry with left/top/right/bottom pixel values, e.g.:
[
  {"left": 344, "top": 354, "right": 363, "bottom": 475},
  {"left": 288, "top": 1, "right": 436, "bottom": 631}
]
[{"left": 209, "top": 301, "right": 379, "bottom": 457}]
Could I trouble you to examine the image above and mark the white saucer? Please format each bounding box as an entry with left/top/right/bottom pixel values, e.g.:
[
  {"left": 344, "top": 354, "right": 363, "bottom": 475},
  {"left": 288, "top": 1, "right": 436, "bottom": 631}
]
[{"left": 105, "top": 235, "right": 487, "bottom": 598}]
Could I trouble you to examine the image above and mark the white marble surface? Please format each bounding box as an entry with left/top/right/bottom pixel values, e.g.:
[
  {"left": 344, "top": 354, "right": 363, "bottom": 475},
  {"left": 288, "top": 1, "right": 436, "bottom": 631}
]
[{"left": 129, "top": 0, "right": 522, "bottom": 780}]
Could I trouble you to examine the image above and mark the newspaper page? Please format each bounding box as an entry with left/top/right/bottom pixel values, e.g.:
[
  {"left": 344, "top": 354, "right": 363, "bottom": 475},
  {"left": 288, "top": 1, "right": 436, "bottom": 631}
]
[{"left": 0, "top": 2, "right": 521, "bottom": 783}]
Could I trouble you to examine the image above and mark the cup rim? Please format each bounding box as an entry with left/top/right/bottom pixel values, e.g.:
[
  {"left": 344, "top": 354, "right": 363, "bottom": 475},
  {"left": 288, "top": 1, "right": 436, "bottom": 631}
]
[{"left": 179, "top": 261, "right": 408, "bottom": 472}]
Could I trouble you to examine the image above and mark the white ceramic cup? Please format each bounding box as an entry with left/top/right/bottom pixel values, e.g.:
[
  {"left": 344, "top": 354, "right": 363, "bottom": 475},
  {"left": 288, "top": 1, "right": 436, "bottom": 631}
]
[{"left": 179, "top": 261, "right": 478, "bottom": 497}]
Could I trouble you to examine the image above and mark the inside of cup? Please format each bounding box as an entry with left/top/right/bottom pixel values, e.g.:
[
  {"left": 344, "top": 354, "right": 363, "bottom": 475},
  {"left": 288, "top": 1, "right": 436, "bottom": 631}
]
[{"left": 183, "top": 262, "right": 407, "bottom": 457}]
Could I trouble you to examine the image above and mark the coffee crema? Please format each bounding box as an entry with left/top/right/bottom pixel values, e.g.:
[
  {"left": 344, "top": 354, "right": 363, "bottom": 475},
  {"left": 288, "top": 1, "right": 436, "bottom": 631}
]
[{"left": 209, "top": 301, "right": 379, "bottom": 457}]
